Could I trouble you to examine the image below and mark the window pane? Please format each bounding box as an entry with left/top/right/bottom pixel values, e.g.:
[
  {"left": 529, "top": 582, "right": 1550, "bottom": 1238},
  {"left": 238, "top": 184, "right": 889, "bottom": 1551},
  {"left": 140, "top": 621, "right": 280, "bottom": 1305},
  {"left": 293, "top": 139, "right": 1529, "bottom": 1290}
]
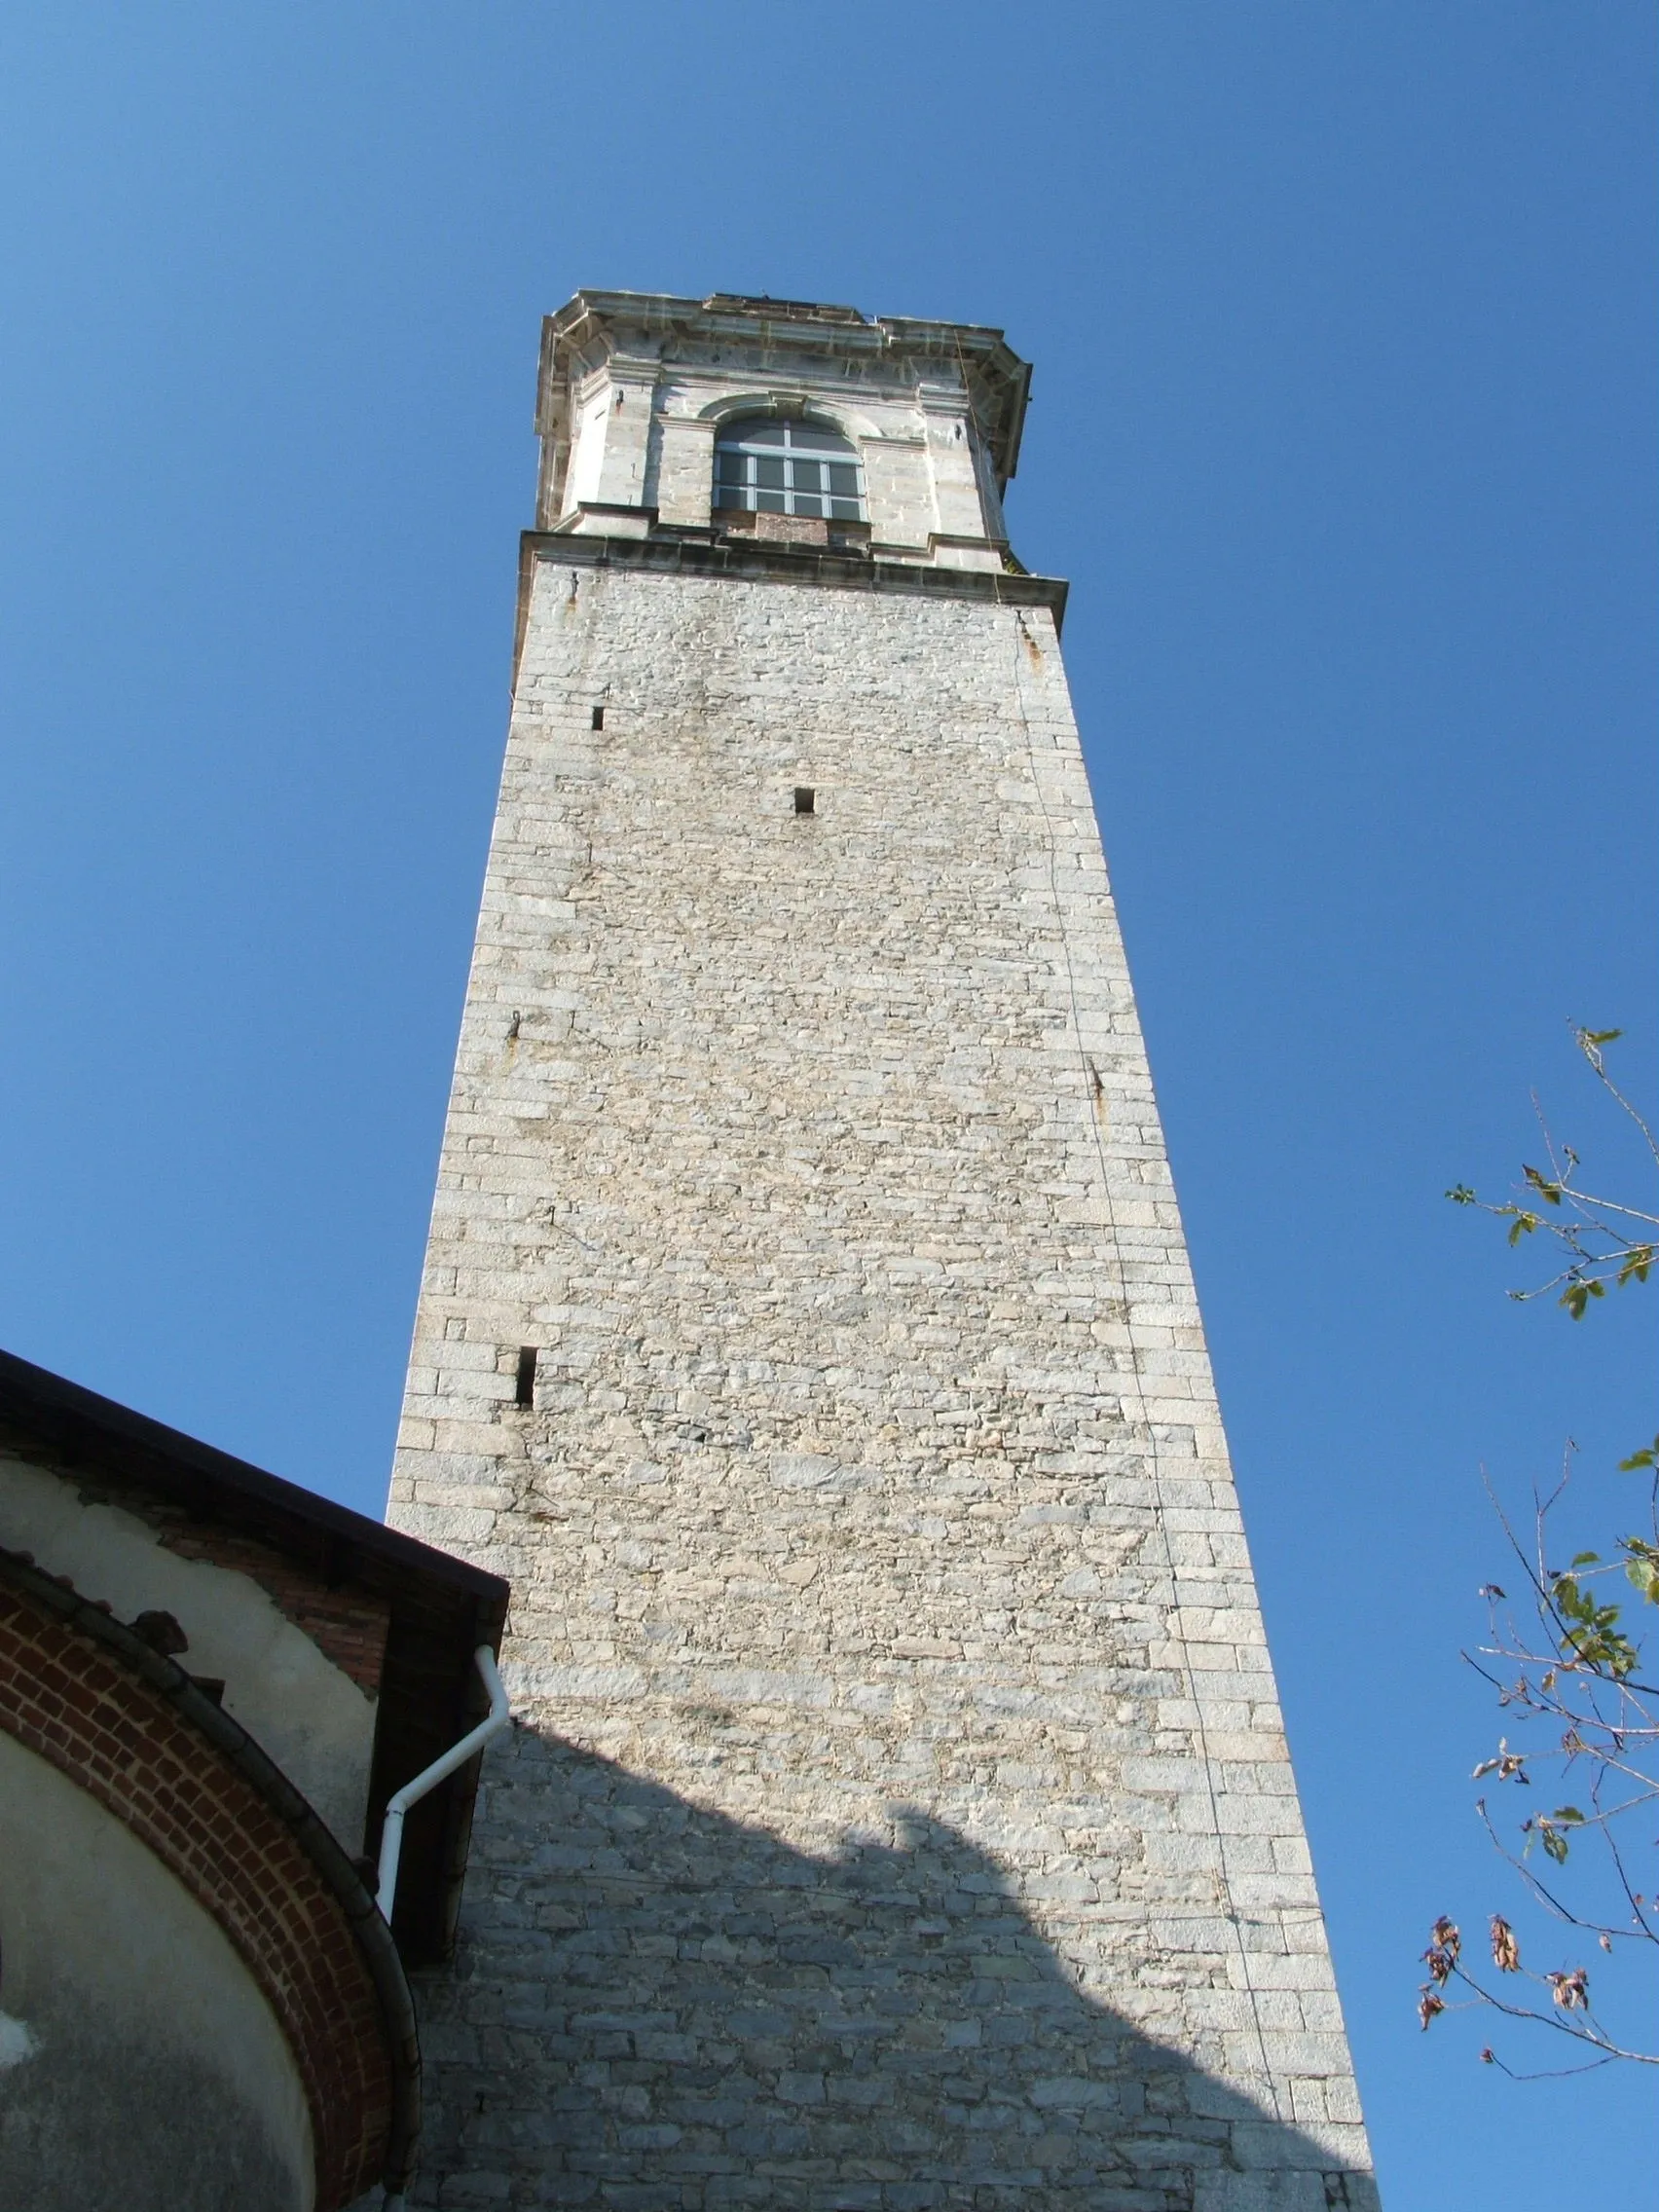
[
  {"left": 827, "top": 462, "right": 860, "bottom": 498},
  {"left": 756, "top": 489, "right": 787, "bottom": 512},
  {"left": 790, "top": 459, "right": 825, "bottom": 493},
  {"left": 732, "top": 420, "right": 786, "bottom": 446},
  {"left": 755, "top": 457, "right": 786, "bottom": 490},
  {"left": 791, "top": 494, "right": 825, "bottom": 518},
  {"left": 716, "top": 450, "right": 748, "bottom": 483},
  {"left": 715, "top": 484, "right": 748, "bottom": 509},
  {"left": 830, "top": 498, "right": 862, "bottom": 521},
  {"left": 790, "top": 424, "right": 853, "bottom": 453}
]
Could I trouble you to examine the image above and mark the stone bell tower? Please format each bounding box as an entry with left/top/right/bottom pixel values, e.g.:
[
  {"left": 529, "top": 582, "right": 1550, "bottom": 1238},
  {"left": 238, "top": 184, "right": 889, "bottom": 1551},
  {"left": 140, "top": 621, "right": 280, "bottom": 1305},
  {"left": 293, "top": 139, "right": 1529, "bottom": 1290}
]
[{"left": 388, "top": 292, "right": 1378, "bottom": 2210}]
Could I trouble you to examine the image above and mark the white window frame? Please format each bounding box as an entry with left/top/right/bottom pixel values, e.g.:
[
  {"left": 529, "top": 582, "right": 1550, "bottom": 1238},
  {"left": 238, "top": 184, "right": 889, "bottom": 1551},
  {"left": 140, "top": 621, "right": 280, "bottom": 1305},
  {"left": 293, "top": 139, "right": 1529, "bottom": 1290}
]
[{"left": 713, "top": 418, "right": 866, "bottom": 522}]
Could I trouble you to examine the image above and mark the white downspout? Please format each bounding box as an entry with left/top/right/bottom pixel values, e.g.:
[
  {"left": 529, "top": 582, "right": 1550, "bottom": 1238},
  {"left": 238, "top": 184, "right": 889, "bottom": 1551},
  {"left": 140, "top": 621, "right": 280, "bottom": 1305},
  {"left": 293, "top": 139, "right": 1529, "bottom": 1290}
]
[
  {"left": 376, "top": 1644, "right": 510, "bottom": 1923},
  {"left": 375, "top": 1644, "right": 509, "bottom": 2209}
]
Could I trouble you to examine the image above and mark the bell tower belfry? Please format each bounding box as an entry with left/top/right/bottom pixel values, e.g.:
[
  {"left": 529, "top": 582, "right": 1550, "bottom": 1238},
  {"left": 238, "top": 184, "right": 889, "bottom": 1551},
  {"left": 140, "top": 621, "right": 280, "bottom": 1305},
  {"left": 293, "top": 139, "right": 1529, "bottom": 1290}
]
[{"left": 388, "top": 291, "right": 1377, "bottom": 2210}]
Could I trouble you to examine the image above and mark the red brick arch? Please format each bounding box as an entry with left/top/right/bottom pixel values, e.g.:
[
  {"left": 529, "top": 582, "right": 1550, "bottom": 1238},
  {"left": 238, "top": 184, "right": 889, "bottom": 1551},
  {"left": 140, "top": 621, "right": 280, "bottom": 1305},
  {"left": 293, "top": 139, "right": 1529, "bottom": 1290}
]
[{"left": 0, "top": 1562, "right": 413, "bottom": 2209}]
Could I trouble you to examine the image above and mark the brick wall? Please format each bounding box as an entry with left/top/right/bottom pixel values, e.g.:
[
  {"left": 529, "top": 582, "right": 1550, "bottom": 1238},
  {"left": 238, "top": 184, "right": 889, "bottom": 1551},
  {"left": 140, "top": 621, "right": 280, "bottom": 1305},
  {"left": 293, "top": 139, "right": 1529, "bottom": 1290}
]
[
  {"left": 0, "top": 1570, "right": 396, "bottom": 2209},
  {"left": 156, "top": 1519, "right": 390, "bottom": 1696}
]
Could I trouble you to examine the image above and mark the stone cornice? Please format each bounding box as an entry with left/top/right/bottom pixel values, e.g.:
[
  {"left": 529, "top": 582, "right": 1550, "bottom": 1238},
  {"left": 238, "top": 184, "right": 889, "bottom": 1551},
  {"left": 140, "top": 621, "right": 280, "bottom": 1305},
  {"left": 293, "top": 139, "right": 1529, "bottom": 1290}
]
[{"left": 513, "top": 531, "right": 1069, "bottom": 686}]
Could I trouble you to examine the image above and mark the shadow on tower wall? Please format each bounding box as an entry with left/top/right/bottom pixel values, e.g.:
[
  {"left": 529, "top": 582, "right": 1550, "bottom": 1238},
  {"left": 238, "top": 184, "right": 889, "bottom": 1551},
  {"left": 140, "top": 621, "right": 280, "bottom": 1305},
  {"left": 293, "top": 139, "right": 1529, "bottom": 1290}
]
[{"left": 409, "top": 1724, "right": 1379, "bottom": 2212}]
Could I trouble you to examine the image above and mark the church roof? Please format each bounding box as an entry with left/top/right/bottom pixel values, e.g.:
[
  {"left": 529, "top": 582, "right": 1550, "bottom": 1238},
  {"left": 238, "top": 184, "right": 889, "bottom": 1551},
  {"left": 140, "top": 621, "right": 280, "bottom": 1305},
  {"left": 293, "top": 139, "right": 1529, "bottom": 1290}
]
[{"left": 0, "top": 1345, "right": 508, "bottom": 1967}]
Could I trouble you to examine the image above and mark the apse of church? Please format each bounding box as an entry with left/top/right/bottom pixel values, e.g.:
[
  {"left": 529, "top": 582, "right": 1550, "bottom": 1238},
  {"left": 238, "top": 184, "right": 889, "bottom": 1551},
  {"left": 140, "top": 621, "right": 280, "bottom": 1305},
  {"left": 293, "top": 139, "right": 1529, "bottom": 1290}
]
[{"left": 387, "top": 291, "right": 1379, "bottom": 2211}]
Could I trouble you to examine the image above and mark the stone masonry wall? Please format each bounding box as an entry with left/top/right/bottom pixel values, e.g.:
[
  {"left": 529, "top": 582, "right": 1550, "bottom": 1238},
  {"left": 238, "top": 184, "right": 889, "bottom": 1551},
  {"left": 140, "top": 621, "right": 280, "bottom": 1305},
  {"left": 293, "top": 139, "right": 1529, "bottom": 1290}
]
[{"left": 387, "top": 556, "right": 1377, "bottom": 2210}]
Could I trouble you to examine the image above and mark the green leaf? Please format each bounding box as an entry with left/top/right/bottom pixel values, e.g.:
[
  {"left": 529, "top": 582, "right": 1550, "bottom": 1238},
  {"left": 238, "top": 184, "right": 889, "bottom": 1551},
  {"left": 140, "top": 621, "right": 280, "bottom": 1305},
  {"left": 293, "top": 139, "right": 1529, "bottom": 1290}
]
[
  {"left": 1617, "top": 1246, "right": 1655, "bottom": 1286},
  {"left": 1524, "top": 1165, "right": 1564, "bottom": 1204},
  {"left": 1447, "top": 1185, "right": 1477, "bottom": 1206},
  {"left": 1548, "top": 1570, "right": 1639, "bottom": 1675},
  {"left": 1569, "top": 1552, "right": 1601, "bottom": 1568},
  {"left": 1580, "top": 1029, "right": 1623, "bottom": 1047},
  {"left": 1619, "top": 1438, "right": 1659, "bottom": 1472},
  {"left": 1554, "top": 1806, "right": 1586, "bottom": 1825},
  {"left": 1507, "top": 1213, "right": 1540, "bottom": 1245}
]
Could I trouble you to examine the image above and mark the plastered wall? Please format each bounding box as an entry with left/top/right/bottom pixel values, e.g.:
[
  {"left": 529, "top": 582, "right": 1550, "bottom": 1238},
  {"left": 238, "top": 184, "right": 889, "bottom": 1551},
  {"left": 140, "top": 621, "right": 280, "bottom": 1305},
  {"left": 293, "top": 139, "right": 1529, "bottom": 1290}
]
[
  {"left": 0, "top": 1453, "right": 380, "bottom": 1848},
  {"left": 0, "top": 1731, "right": 313, "bottom": 2212}
]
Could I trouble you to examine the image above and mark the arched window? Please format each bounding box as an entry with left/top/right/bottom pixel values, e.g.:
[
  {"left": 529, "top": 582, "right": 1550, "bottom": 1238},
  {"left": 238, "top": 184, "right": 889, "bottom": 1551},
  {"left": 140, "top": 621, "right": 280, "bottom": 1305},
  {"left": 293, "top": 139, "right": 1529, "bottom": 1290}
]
[{"left": 714, "top": 417, "right": 865, "bottom": 522}]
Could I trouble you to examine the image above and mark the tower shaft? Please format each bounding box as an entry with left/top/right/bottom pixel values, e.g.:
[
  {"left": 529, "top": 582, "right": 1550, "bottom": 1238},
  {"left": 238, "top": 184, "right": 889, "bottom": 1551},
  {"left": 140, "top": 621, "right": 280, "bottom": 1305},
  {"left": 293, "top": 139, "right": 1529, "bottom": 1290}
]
[{"left": 388, "top": 292, "right": 1376, "bottom": 2211}]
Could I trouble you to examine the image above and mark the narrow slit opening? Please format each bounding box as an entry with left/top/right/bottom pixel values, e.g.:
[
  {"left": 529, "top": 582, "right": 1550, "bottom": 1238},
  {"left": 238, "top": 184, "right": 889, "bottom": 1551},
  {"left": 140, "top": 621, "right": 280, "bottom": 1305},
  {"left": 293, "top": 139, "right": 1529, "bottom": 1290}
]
[
  {"left": 793, "top": 786, "right": 815, "bottom": 815},
  {"left": 591, "top": 706, "right": 605, "bottom": 730},
  {"left": 514, "top": 1346, "right": 537, "bottom": 1408}
]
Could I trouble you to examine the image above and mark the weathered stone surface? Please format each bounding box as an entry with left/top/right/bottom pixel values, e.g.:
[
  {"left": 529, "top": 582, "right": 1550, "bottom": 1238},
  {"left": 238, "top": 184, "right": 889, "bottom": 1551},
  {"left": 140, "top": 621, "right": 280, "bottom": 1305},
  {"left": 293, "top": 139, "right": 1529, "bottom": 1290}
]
[{"left": 388, "top": 295, "right": 1376, "bottom": 2209}]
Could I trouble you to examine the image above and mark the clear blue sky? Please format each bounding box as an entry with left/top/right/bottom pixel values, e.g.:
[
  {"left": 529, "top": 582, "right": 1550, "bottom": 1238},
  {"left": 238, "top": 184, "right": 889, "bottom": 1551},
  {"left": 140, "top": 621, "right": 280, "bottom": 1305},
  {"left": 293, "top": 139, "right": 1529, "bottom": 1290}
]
[{"left": 1, "top": 7, "right": 1653, "bottom": 2203}]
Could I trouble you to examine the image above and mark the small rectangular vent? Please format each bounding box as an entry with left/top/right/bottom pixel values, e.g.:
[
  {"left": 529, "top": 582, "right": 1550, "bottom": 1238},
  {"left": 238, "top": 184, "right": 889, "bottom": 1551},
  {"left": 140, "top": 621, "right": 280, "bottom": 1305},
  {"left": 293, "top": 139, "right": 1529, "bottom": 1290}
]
[
  {"left": 514, "top": 1346, "right": 538, "bottom": 1408},
  {"left": 793, "top": 786, "right": 815, "bottom": 815},
  {"left": 591, "top": 706, "right": 605, "bottom": 730}
]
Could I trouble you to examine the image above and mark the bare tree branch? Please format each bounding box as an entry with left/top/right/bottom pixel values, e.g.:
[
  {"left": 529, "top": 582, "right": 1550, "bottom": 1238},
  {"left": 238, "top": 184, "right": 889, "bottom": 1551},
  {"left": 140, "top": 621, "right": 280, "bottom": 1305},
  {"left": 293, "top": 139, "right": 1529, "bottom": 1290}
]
[{"left": 1421, "top": 1029, "right": 1657, "bottom": 2072}]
